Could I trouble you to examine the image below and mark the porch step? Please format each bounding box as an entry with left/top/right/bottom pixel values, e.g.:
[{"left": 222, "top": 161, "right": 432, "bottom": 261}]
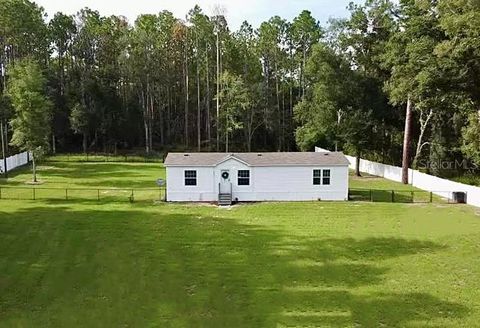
[{"left": 218, "top": 193, "right": 232, "bottom": 206}]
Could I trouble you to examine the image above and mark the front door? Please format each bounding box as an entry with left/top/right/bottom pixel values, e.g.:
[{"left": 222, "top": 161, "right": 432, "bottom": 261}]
[{"left": 220, "top": 169, "right": 231, "bottom": 194}]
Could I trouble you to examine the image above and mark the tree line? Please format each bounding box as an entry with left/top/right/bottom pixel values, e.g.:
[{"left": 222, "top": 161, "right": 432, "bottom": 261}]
[{"left": 1, "top": 0, "right": 480, "bottom": 180}]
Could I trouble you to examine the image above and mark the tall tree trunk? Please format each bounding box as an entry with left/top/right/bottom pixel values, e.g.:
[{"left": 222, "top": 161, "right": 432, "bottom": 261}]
[
  {"left": 196, "top": 37, "right": 201, "bottom": 152},
  {"left": 184, "top": 44, "right": 189, "bottom": 149},
  {"left": 144, "top": 118, "right": 150, "bottom": 154},
  {"left": 1, "top": 119, "right": 7, "bottom": 178},
  {"left": 263, "top": 65, "right": 269, "bottom": 149},
  {"left": 275, "top": 61, "right": 281, "bottom": 151},
  {"left": 141, "top": 90, "right": 150, "bottom": 154},
  {"left": 247, "top": 126, "right": 253, "bottom": 152},
  {"left": 282, "top": 90, "right": 286, "bottom": 151},
  {"left": 52, "top": 134, "right": 56, "bottom": 154},
  {"left": 4, "top": 120, "right": 8, "bottom": 153},
  {"left": 32, "top": 152, "right": 37, "bottom": 183},
  {"left": 413, "top": 108, "right": 433, "bottom": 169},
  {"left": 159, "top": 92, "right": 165, "bottom": 146},
  {"left": 166, "top": 87, "right": 171, "bottom": 144},
  {"left": 82, "top": 133, "right": 88, "bottom": 154},
  {"left": 402, "top": 97, "right": 413, "bottom": 184},
  {"left": 149, "top": 94, "right": 154, "bottom": 153},
  {"left": 205, "top": 44, "right": 211, "bottom": 149},
  {"left": 216, "top": 31, "right": 220, "bottom": 152},
  {"left": 355, "top": 151, "right": 361, "bottom": 177},
  {"left": 226, "top": 118, "right": 229, "bottom": 153},
  {"left": 302, "top": 44, "right": 306, "bottom": 99}
]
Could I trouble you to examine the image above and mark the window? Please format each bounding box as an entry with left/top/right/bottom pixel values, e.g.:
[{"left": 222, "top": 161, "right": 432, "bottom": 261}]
[
  {"left": 313, "top": 169, "right": 331, "bottom": 185},
  {"left": 323, "top": 169, "right": 331, "bottom": 185},
  {"left": 313, "top": 170, "right": 322, "bottom": 185},
  {"left": 238, "top": 170, "right": 250, "bottom": 186},
  {"left": 185, "top": 170, "right": 197, "bottom": 186}
]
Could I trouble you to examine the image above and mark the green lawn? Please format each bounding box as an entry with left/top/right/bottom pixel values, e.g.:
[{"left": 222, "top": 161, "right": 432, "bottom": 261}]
[
  {"left": 349, "top": 171, "right": 416, "bottom": 190},
  {"left": 0, "top": 161, "right": 165, "bottom": 189},
  {"left": 1, "top": 162, "right": 480, "bottom": 327},
  {"left": 0, "top": 161, "right": 166, "bottom": 202}
]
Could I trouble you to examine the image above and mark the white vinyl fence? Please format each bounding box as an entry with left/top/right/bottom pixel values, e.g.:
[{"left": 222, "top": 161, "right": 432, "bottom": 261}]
[
  {"left": 316, "top": 147, "right": 480, "bottom": 207},
  {"left": 0, "top": 151, "right": 30, "bottom": 174}
]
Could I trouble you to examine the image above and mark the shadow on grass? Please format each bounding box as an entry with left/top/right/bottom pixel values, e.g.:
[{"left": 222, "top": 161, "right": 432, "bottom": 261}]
[
  {"left": 0, "top": 206, "right": 467, "bottom": 327},
  {"left": 39, "top": 162, "right": 163, "bottom": 180}
]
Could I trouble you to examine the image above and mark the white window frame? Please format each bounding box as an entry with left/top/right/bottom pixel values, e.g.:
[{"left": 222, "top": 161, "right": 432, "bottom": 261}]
[
  {"left": 313, "top": 169, "right": 331, "bottom": 186},
  {"left": 237, "top": 170, "right": 250, "bottom": 186},
  {"left": 313, "top": 169, "right": 322, "bottom": 185},
  {"left": 322, "top": 169, "right": 331, "bottom": 185},
  {"left": 184, "top": 170, "right": 197, "bottom": 186}
]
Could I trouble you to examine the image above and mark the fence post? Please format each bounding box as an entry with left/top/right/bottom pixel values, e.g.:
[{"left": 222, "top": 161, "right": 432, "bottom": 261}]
[
  {"left": 65, "top": 189, "right": 68, "bottom": 201},
  {"left": 411, "top": 191, "right": 414, "bottom": 203},
  {"left": 0, "top": 187, "right": 2, "bottom": 199},
  {"left": 33, "top": 188, "right": 35, "bottom": 200},
  {"left": 391, "top": 190, "right": 395, "bottom": 203},
  {"left": 430, "top": 192, "right": 433, "bottom": 203},
  {"left": 97, "top": 189, "right": 100, "bottom": 201},
  {"left": 369, "top": 189, "right": 373, "bottom": 202}
]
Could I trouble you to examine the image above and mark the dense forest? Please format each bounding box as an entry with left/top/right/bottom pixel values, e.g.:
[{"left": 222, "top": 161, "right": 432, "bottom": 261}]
[{"left": 1, "top": 0, "right": 480, "bottom": 179}]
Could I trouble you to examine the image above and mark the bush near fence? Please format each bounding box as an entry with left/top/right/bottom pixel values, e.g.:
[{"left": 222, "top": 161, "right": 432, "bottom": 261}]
[{"left": 316, "top": 147, "right": 479, "bottom": 207}]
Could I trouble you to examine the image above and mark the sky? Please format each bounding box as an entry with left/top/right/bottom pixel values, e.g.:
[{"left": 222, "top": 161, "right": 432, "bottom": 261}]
[{"left": 34, "top": 0, "right": 360, "bottom": 30}]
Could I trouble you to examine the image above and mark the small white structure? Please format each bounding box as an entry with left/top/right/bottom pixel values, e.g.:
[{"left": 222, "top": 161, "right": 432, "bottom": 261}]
[{"left": 164, "top": 152, "right": 350, "bottom": 204}]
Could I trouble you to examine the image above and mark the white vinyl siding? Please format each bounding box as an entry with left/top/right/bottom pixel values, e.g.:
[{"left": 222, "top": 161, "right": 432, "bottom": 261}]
[{"left": 166, "top": 158, "right": 349, "bottom": 202}]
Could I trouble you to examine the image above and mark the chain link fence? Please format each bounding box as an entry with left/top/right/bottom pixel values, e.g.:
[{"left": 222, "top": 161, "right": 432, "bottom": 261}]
[
  {"left": 43, "top": 153, "right": 165, "bottom": 163},
  {"left": 349, "top": 188, "right": 461, "bottom": 204},
  {"left": 0, "top": 186, "right": 166, "bottom": 203}
]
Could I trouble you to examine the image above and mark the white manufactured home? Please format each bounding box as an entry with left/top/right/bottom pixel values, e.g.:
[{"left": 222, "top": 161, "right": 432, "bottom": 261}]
[{"left": 164, "top": 152, "right": 350, "bottom": 205}]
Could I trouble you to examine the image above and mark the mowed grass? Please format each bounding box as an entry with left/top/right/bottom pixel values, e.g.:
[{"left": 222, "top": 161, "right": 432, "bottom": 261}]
[
  {"left": 1, "top": 161, "right": 480, "bottom": 327},
  {"left": 0, "top": 160, "right": 166, "bottom": 202},
  {"left": 0, "top": 160, "right": 165, "bottom": 189},
  {"left": 349, "top": 171, "right": 416, "bottom": 190}
]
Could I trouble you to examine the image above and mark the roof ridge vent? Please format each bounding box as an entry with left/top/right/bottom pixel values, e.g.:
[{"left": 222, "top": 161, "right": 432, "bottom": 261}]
[
  {"left": 184, "top": 154, "right": 190, "bottom": 157},
  {"left": 257, "top": 153, "right": 263, "bottom": 157}
]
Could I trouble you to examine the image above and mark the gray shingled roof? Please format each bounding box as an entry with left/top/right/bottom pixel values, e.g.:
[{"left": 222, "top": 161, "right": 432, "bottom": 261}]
[{"left": 164, "top": 152, "right": 350, "bottom": 167}]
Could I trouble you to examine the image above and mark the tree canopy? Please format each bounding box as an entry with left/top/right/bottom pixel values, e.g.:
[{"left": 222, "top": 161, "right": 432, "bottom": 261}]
[
  {"left": 0, "top": 0, "right": 479, "bottom": 180},
  {"left": 7, "top": 59, "right": 52, "bottom": 181}
]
